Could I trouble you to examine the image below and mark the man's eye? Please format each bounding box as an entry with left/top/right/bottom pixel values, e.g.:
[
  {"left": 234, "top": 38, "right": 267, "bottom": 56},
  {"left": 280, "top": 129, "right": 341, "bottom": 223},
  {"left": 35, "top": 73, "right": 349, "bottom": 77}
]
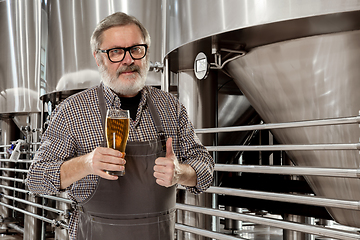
[{"left": 111, "top": 49, "right": 123, "bottom": 54}]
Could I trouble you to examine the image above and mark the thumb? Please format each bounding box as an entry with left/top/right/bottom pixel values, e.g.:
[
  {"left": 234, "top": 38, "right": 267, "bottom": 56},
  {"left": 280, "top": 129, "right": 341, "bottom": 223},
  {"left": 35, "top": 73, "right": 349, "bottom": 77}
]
[{"left": 166, "top": 137, "right": 175, "bottom": 158}]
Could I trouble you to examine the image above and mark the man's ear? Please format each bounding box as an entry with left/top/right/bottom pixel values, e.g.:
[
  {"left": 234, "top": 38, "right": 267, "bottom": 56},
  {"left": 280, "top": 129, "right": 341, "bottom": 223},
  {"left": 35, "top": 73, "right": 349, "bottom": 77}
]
[{"left": 93, "top": 51, "right": 100, "bottom": 67}]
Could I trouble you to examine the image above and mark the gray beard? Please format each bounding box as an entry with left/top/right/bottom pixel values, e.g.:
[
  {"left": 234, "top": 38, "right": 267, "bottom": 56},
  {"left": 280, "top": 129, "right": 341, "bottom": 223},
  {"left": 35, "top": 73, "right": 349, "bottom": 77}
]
[{"left": 100, "top": 63, "right": 148, "bottom": 96}]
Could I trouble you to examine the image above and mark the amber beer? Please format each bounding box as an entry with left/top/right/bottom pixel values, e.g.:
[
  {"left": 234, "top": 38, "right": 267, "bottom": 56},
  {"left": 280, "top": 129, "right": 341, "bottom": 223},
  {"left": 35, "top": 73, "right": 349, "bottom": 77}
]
[{"left": 105, "top": 109, "right": 130, "bottom": 176}]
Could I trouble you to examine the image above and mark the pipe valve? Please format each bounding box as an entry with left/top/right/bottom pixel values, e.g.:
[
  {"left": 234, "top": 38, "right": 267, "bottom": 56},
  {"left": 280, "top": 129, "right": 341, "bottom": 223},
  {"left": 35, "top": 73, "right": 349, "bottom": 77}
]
[
  {"left": 9, "top": 140, "right": 26, "bottom": 161},
  {"left": 149, "top": 61, "right": 164, "bottom": 72}
]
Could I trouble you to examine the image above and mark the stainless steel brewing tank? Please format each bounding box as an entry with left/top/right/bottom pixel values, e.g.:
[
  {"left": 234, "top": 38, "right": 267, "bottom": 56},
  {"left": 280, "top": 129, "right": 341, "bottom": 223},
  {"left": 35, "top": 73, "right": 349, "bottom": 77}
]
[
  {"left": 226, "top": 29, "right": 360, "bottom": 228},
  {"left": 164, "top": 0, "right": 360, "bottom": 57},
  {"left": 164, "top": 0, "right": 360, "bottom": 228},
  {"left": 0, "top": 0, "right": 42, "bottom": 114},
  {"left": 42, "top": 0, "right": 163, "bottom": 97}
]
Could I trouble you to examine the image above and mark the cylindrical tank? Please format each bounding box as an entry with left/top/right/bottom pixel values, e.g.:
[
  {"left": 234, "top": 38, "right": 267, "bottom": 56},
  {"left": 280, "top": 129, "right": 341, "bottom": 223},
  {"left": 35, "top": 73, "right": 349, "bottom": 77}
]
[
  {"left": 164, "top": 0, "right": 360, "bottom": 230},
  {"left": 42, "top": 0, "right": 163, "bottom": 98},
  {"left": 0, "top": 0, "right": 42, "bottom": 114}
]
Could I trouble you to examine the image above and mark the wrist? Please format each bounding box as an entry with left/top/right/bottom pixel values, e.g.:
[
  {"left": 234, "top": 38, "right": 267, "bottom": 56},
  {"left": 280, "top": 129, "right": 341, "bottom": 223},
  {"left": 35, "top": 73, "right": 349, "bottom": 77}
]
[{"left": 177, "top": 164, "right": 197, "bottom": 187}]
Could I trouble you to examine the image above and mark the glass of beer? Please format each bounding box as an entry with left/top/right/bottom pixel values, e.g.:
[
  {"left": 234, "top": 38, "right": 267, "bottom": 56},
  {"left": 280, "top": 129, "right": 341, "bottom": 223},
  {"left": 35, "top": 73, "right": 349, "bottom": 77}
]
[{"left": 105, "top": 109, "right": 130, "bottom": 176}]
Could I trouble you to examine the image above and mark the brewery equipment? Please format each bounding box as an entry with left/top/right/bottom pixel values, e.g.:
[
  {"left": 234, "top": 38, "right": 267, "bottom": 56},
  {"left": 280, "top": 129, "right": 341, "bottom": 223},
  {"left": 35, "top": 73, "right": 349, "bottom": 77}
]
[{"left": 1, "top": 0, "right": 360, "bottom": 239}]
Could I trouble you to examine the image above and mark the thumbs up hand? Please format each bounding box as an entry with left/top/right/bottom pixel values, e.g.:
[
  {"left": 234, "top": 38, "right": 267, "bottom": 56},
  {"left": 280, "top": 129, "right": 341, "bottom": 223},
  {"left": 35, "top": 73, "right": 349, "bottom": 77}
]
[{"left": 153, "top": 138, "right": 181, "bottom": 187}]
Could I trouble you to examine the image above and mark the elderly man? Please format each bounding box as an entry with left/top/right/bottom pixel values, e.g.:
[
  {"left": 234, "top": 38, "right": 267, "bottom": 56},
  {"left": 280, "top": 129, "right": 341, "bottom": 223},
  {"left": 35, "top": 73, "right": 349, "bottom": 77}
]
[{"left": 26, "top": 12, "right": 214, "bottom": 240}]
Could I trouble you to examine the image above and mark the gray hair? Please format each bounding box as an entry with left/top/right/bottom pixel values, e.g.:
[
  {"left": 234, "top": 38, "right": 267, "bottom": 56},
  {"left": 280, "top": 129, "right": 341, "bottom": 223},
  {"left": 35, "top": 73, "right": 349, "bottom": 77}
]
[{"left": 90, "top": 12, "right": 151, "bottom": 60}]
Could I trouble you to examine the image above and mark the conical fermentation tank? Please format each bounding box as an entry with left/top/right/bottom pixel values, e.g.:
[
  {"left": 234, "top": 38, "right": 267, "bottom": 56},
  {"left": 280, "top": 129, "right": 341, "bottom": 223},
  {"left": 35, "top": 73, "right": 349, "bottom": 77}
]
[{"left": 164, "top": 0, "right": 360, "bottom": 229}]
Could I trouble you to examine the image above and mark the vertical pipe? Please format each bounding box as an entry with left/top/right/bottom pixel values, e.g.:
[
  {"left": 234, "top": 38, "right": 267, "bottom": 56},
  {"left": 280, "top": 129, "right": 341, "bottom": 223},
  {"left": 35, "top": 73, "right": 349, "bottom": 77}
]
[
  {"left": 161, "top": 0, "right": 168, "bottom": 91},
  {"left": 162, "top": 57, "right": 170, "bottom": 92},
  {"left": 177, "top": 69, "right": 217, "bottom": 240},
  {"left": 283, "top": 214, "right": 306, "bottom": 240},
  {"left": 24, "top": 113, "right": 42, "bottom": 240},
  {"left": 212, "top": 70, "right": 219, "bottom": 238},
  {"left": 24, "top": 194, "right": 42, "bottom": 240},
  {"left": 0, "top": 119, "right": 13, "bottom": 224},
  {"left": 54, "top": 192, "right": 69, "bottom": 239}
]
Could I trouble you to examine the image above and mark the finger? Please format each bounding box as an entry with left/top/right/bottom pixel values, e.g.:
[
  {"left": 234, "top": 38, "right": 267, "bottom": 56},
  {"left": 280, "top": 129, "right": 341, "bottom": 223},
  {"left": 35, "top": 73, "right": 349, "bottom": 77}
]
[
  {"left": 154, "top": 173, "right": 170, "bottom": 187},
  {"left": 154, "top": 157, "right": 167, "bottom": 165},
  {"left": 97, "top": 170, "right": 119, "bottom": 180},
  {"left": 99, "top": 156, "right": 126, "bottom": 165},
  {"left": 96, "top": 147, "right": 125, "bottom": 158},
  {"left": 156, "top": 178, "right": 170, "bottom": 187},
  {"left": 165, "top": 137, "right": 175, "bottom": 158},
  {"left": 155, "top": 178, "right": 166, "bottom": 187},
  {"left": 97, "top": 161, "right": 125, "bottom": 172},
  {"left": 153, "top": 171, "right": 164, "bottom": 179},
  {"left": 154, "top": 164, "right": 173, "bottom": 175}
]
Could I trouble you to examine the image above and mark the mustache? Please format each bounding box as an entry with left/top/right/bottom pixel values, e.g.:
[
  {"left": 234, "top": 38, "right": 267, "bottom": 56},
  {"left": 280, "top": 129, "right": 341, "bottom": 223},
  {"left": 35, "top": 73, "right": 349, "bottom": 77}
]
[{"left": 116, "top": 65, "right": 141, "bottom": 78}]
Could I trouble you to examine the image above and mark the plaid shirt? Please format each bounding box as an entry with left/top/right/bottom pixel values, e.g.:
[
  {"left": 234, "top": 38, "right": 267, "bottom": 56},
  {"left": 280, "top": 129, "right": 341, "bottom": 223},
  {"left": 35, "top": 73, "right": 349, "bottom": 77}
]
[{"left": 26, "top": 83, "right": 214, "bottom": 240}]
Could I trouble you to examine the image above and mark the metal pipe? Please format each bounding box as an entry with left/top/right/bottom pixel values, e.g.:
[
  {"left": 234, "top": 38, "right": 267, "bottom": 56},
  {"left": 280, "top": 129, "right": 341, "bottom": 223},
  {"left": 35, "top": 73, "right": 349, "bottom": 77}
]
[
  {"left": 0, "top": 145, "right": 12, "bottom": 148},
  {"left": 210, "top": 53, "right": 247, "bottom": 70},
  {"left": 0, "top": 202, "right": 68, "bottom": 230},
  {"left": 176, "top": 204, "right": 360, "bottom": 240},
  {"left": 40, "top": 194, "right": 73, "bottom": 204},
  {"left": 0, "top": 176, "right": 25, "bottom": 183},
  {"left": 7, "top": 223, "right": 25, "bottom": 234},
  {"left": 0, "top": 184, "right": 29, "bottom": 194},
  {"left": 195, "top": 116, "right": 360, "bottom": 134},
  {"left": 0, "top": 159, "right": 33, "bottom": 163},
  {"left": 0, "top": 193, "right": 65, "bottom": 215},
  {"left": 203, "top": 187, "right": 360, "bottom": 210},
  {"left": 205, "top": 143, "right": 360, "bottom": 152},
  {"left": 161, "top": 57, "right": 169, "bottom": 92},
  {"left": 175, "top": 223, "right": 246, "bottom": 240},
  {"left": 214, "top": 164, "right": 360, "bottom": 178},
  {"left": 0, "top": 184, "right": 74, "bottom": 204},
  {"left": 0, "top": 168, "right": 29, "bottom": 173},
  {"left": 178, "top": 185, "right": 360, "bottom": 210},
  {"left": 0, "top": 142, "right": 40, "bottom": 148},
  {"left": 0, "top": 201, "right": 53, "bottom": 224}
]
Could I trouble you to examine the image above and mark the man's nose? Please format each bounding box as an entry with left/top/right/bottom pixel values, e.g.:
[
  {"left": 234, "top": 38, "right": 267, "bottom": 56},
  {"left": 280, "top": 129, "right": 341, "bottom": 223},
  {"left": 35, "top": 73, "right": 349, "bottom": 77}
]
[{"left": 122, "top": 51, "right": 134, "bottom": 65}]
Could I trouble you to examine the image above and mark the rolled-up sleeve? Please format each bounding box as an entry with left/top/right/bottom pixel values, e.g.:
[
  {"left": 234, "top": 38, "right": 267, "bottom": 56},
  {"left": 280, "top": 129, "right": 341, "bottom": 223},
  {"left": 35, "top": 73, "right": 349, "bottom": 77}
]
[
  {"left": 26, "top": 102, "right": 76, "bottom": 195},
  {"left": 177, "top": 104, "right": 214, "bottom": 194}
]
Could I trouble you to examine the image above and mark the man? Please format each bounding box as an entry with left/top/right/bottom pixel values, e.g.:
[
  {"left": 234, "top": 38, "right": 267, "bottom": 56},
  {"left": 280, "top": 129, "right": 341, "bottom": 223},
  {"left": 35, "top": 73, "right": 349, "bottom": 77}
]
[{"left": 26, "top": 12, "right": 214, "bottom": 240}]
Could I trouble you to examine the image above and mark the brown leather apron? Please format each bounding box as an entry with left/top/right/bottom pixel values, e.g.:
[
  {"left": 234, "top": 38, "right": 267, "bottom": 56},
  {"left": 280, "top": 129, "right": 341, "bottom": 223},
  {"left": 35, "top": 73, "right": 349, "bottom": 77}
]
[{"left": 76, "top": 85, "right": 176, "bottom": 240}]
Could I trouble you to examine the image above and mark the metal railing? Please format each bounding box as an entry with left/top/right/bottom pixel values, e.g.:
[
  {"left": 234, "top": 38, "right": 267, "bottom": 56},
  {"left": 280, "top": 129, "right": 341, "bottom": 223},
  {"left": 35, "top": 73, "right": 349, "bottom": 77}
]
[
  {"left": 174, "top": 115, "right": 360, "bottom": 240},
  {"left": 215, "top": 164, "right": 360, "bottom": 178},
  {"left": 176, "top": 204, "right": 360, "bottom": 240},
  {"left": 206, "top": 143, "right": 360, "bottom": 151},
  {"left": 0, "top": 201, "right": 67, "bottom": 229},
  {"left": 0, "top": 147, "right": 72, "bottom": 236},
  {"left": 195, "top": 115, "right": 360, "bottom": 134},
  {"left": 0, "top": 115, "right": 359, "bottom": 239}
]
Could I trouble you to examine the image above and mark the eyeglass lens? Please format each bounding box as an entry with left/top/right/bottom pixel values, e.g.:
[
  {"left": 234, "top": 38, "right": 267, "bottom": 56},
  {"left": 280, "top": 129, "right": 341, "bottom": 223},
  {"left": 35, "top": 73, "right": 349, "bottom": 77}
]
[{"left": 108, "top": 45, "right": 146, "bottom": 62}]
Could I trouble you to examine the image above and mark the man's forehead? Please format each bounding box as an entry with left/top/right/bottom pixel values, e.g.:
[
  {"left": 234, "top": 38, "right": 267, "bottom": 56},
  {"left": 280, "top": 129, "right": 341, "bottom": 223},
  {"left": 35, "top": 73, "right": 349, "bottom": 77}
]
[{"left": 101, "top": 25, "right": 144, "bottom": 47}]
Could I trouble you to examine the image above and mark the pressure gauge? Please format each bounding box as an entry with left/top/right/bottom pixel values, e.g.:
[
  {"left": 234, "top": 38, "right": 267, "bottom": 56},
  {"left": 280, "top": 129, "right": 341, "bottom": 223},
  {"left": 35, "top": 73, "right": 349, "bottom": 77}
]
[{"left": 194, "top": 52, "right": 209, "bottom": 80}]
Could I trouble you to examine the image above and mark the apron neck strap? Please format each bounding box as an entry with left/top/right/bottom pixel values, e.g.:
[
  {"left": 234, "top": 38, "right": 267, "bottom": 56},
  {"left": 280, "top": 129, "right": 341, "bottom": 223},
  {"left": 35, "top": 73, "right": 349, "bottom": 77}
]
[{"left": 97, "top": 83, "right": 107, "bottom": 133}]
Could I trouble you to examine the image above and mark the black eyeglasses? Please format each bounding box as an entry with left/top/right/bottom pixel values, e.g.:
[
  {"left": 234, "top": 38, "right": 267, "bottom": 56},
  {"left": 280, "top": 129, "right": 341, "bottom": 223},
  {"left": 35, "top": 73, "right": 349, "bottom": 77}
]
[{"left": 98, "top": 44, "right": 148, "bottom": 63}]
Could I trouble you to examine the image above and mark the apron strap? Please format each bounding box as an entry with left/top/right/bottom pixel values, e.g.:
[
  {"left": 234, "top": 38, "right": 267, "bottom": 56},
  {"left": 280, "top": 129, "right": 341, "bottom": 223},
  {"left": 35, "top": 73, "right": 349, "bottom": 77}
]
[
  {"left": 97, "top": 84, "right": 166, "bottom": 150},
  {"left": 97, "top": 84, "right": 107, "bottom": 147},
  {"left": 146, "top": 91, "right": 167, "bottom": 151}
]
